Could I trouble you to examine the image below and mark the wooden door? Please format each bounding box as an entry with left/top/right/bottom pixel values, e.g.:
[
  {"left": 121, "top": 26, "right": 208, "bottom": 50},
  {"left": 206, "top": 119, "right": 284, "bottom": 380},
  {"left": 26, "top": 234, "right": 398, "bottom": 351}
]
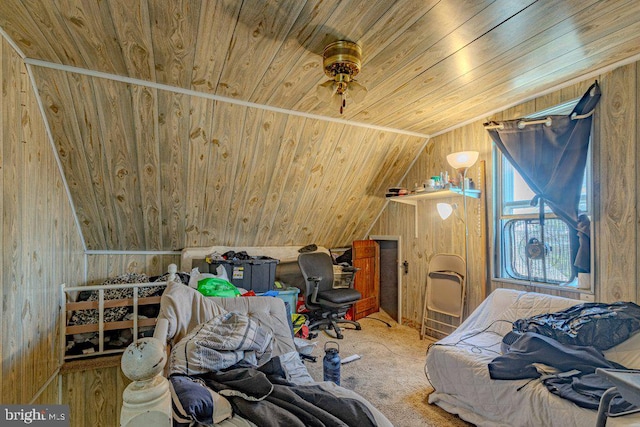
[{"left": 352, "top": 240, "right": 380, "bottom": 320}]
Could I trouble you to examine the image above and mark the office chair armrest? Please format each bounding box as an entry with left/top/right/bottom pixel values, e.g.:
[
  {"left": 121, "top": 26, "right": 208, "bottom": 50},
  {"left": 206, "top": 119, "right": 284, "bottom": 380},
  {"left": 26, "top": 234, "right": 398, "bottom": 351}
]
[{"left": 305, "top": 276, "right": 321, "bottom": 304}]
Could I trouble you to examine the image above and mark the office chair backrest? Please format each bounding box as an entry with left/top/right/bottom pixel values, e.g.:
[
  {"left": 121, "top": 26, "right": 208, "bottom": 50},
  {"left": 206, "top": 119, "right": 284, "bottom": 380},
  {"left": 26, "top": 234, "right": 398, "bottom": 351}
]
[{"left": 297, "top": 252, "right": 335, "bottom": 306}]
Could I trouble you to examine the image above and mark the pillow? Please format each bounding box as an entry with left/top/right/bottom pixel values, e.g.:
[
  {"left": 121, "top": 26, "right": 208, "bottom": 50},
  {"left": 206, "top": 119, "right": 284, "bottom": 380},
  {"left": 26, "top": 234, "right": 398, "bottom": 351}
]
[{"left": 169, "top": 375, "right": 232, "bottom": 426}]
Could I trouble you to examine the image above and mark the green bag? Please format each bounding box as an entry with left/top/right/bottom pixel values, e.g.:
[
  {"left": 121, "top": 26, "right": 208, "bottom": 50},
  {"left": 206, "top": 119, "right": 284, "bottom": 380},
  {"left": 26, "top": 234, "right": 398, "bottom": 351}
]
[{"left": 197, "top": 277, "right": 240, "bottom": 298}]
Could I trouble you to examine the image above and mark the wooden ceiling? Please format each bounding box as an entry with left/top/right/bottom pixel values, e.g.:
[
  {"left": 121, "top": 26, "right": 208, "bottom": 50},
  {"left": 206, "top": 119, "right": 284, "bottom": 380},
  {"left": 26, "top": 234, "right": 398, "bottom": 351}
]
[{"left": 2, "top": 0, "right": 640, "bottom": 251}]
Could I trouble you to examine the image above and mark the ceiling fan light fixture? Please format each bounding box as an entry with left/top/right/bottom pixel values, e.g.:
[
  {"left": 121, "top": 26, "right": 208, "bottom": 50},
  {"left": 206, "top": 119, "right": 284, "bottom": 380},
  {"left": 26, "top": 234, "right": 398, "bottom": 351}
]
[
  {"left": 319, "top": 40, "right": 366, "bottom": 114},
  {"left": 348, "top": 80, "right": 368, "bottom": 104},
  {"left": 322, "top": 40, "right": 362, "bottom": 78},
  {"left": 316, "top": 80, "right": 335, "bottom": 102}
]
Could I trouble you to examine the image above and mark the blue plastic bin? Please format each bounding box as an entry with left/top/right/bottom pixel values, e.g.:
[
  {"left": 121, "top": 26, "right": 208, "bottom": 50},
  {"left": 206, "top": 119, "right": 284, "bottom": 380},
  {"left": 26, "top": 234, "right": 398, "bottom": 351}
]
[{"left": 258, "top": 287, "right": 300, "bottom": 311}]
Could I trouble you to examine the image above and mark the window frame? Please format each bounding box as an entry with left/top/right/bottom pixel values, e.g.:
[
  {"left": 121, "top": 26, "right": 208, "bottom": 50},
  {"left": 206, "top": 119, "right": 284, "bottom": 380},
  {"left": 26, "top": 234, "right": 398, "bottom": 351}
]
[{"left": 492, "top": 99, "right": 593, "bottom": 291}]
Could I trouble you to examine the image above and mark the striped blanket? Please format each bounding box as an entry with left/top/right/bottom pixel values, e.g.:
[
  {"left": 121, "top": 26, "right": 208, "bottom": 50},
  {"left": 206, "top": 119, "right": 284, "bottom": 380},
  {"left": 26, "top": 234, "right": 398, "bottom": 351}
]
[{"left": 169, "top": 311, "right": 273, "bottom": 376}]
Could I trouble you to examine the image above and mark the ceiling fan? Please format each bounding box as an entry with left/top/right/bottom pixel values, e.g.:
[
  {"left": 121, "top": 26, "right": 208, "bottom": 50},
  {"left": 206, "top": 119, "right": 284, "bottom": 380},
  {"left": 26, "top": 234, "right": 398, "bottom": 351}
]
[{"left": 317, "top": 40, "right": 367, "bottom": 114}]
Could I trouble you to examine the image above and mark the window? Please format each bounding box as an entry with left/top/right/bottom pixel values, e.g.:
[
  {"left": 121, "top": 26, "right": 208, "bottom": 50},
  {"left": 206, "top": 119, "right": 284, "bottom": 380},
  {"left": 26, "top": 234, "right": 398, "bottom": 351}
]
[{"left": 494, "top": 100, "right": 591, "bottom": 288}]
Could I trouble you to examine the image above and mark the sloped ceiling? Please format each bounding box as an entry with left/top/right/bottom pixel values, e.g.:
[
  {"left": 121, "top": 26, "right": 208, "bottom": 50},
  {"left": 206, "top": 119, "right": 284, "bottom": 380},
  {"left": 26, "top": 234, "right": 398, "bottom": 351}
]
[
  {"left": 2, "top": 0, "right": 640, "bottom": 250},
  {"left": 32, "top": 65, "right": 424, "bottom": 250}
]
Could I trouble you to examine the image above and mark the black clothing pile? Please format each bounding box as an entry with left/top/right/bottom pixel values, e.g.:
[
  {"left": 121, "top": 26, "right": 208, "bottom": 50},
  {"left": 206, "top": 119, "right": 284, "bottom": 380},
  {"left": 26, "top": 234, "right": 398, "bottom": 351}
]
[
  {"left": 490, "top": 302, "right": 640, "bottom": 415},
  {"left": 220, "top": 250, "right": 276, "bottom": 261},
  {"left": 513, "top": 301, "right": 640, "bottom": 350},
  {"left": 198, "top": 364, "right": 377, "bottom": 427}
]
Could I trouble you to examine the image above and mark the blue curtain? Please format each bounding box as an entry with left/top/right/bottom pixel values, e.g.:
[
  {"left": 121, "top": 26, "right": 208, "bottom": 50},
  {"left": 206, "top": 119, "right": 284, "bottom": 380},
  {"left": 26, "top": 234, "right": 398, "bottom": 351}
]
[{"left": 485, "top": 81, "right": 601, "bottom": 274}]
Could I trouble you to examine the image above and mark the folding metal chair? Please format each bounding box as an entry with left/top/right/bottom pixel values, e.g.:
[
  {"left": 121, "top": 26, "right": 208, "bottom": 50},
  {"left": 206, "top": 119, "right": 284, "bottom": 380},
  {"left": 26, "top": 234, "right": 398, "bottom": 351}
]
[{"left": 420, "top": 253, "right": 466, "bottom": 339}]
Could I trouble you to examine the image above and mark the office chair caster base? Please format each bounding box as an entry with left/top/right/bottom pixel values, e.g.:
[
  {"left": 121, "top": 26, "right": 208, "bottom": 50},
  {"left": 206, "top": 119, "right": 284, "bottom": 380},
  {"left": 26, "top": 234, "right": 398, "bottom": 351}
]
[
  {"left": 329, "top": 325, "right": 344, "bottom": 340},
  {"left": 339, "top": 319, "right": 361, "bottom": 331}
]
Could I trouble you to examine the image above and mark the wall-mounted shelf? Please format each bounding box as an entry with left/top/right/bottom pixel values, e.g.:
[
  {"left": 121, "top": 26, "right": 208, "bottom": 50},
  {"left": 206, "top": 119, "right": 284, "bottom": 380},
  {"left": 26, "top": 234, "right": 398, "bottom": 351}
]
[
  {"left": 388, "top": 188, "right": 481, "bottom": 206},
  {"left": 387, "top": 188, "right": 482, "bottom": 237}
]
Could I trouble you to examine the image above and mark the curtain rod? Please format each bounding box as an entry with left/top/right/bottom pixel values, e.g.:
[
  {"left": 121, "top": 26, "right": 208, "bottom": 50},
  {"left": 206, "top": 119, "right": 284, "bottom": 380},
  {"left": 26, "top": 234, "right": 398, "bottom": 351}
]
[{"left": 484, "top": 109, "right": 595, "bottom": 130}]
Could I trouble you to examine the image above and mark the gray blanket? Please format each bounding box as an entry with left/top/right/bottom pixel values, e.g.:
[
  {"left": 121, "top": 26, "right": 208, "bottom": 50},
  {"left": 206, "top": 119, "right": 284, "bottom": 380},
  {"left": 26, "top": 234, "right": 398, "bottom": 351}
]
[{"left": 170, "top": 311, "right": 273, "bottom": 375}]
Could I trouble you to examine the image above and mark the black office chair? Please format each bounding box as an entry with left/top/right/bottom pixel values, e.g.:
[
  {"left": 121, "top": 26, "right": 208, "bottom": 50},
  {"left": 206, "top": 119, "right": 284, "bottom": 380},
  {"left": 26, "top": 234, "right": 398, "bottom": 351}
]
[{"left": 297, "top": 252, "right": 362, "bottom": 339}]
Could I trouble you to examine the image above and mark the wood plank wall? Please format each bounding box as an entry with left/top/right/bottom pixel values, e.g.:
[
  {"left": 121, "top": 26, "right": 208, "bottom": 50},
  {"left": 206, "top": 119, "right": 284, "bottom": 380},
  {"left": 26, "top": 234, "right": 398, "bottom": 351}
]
[
  {"left": 85, "top": 254, "right": 181, "bottom": 285},
  {"left": 0, "top": 38, "right": 85, "bottom": 403},
  {"left": 371, "top": 60, "right": 640, "bottom": 328},
  {"left": 61, "top": 362, "right": 129, "bottom": 427}
]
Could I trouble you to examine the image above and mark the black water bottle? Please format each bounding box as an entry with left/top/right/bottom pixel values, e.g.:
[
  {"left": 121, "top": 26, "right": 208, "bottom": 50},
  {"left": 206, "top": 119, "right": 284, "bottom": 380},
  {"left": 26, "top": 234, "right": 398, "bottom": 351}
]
[{"left": 323, "top": 341, "right": 341, "bottom": 385}]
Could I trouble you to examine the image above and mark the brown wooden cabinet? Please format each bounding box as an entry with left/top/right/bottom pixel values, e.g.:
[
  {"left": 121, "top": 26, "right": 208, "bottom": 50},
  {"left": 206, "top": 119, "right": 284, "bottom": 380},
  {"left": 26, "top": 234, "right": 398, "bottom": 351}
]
[{"left": 352, "top": 240, "right": 380, "bottom": 320}]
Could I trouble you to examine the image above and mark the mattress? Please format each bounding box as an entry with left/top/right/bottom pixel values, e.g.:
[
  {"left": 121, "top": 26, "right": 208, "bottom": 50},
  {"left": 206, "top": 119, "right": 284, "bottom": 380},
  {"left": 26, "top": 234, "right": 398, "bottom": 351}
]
[{"left": 426, "top": 288, "right": 640, "bottom": 427}]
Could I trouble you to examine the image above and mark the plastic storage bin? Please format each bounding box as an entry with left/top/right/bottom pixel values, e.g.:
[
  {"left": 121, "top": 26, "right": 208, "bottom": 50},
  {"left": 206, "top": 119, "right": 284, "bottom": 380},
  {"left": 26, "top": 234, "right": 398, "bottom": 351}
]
[
  {"left": 215, "top": 259, "right": 279, "bottom": 293},
  {"left": 268, "top": 287, "right": 299, "bottom": 311}
]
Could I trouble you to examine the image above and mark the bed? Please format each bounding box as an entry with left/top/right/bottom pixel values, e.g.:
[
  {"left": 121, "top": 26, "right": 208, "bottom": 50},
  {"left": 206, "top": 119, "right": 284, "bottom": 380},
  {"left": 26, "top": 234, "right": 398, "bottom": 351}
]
[
  {"left": 425, "top": 288, "right": 640, "bottom": 427},
  {"left": 119, "top": 258, "right": 392, "bottom": 426}
]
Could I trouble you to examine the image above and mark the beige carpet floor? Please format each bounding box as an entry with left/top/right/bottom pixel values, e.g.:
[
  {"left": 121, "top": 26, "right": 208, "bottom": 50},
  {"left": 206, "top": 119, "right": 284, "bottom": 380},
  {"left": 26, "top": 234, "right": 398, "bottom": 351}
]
[{"left": 301, "top": 311, "right": 473, "bottom": 427}]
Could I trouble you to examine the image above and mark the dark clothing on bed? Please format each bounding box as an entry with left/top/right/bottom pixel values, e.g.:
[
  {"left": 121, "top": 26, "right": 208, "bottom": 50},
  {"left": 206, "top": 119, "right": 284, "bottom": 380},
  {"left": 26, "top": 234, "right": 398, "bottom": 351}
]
[
  {"left": 198, "top": 367, "right": 377, "bottom": 427},
  {"left": 488, "top": 332, "right": 623, "bottom": 380},
  {"left": 544, "top": 372, "right": 635, "bottom": 414},
  {"left": 488, "top": 332, "right": 637, "bottom": 415},
  {"left": 512, "top": 301, "right": 640, "bottom": 350}
]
